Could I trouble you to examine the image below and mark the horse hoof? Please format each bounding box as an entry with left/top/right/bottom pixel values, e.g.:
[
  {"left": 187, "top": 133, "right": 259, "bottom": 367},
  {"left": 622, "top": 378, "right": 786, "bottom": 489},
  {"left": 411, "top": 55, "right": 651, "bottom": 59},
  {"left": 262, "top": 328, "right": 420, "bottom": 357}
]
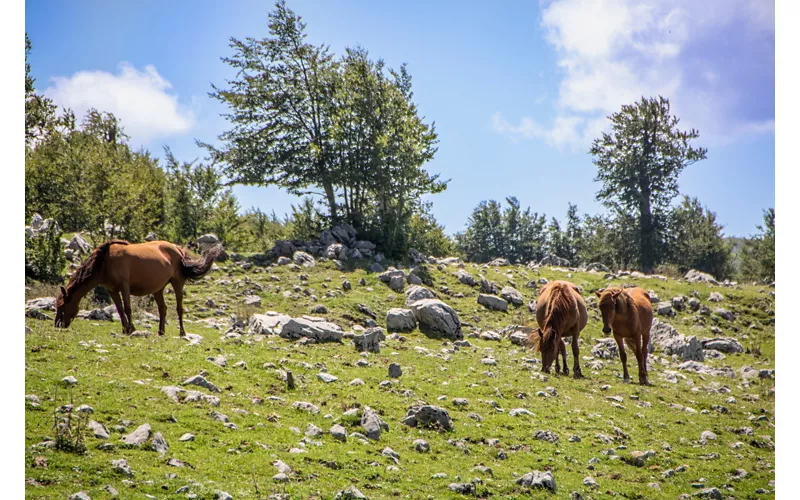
[{"left": 573, "top": 373, "right": 584, "bottom": 379}]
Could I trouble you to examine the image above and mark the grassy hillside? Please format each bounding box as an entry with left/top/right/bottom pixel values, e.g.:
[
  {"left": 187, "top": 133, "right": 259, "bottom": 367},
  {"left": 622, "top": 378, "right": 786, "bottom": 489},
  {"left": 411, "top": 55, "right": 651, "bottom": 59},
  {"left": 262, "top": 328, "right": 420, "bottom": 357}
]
[{"left": 24, "top": 257, "right": 775, "bottom": 499}]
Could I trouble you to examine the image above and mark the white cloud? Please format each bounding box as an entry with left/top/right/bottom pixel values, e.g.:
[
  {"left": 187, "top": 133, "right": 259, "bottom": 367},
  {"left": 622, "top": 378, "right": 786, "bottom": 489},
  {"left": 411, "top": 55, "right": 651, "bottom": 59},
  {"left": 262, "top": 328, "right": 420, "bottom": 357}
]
[
  {"left": 44, "top": 62, "right": 194, "bottom": 143},
  {"left": 494, "top": 0, "right": 775, "bottom": 150}
]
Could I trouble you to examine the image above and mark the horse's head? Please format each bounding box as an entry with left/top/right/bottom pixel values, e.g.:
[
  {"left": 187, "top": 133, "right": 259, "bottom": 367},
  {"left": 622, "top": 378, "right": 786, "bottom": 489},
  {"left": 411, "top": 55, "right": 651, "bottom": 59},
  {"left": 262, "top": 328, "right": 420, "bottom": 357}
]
[
  {"left": 595, "top": 288, "right": 623, "bottom": 335},
  {"left": 54, "top": 286, "right": 79, "bottom": 328},
  {"left": 535, "top": 327, "right": 560, "bottom": 374}
]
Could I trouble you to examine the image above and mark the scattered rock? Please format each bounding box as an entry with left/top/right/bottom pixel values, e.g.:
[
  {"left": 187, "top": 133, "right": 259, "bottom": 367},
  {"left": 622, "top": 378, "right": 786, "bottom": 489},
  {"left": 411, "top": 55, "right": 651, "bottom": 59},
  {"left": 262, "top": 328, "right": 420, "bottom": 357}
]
[
  {"left": 500, "top": 286, "right": 524, "bottom": 306},
  {"left": 353, "top": 327, "right": 386, "bottom": 352},
  {"left": 361, "top": 406, "right": 389, "bottom": 440},
  {"left": 478, "top": 293, "right": 508, "bottom": 311},
  {"left": 388, "top": 363, "right": 402, "bottom": 378},
  {"left": 517, "top": 470, "right": 556, "bottom": 492},
  {"left": 386, "top": 308, "right": 416, "bottom": 332},
  {"left": 182, "top": 375, "right": 221, "bottom": 393},
  {"left": 112, "top": 458, "right": 134, "bottom": 477},
  {"left": 402, "top": 405, "right": 453, "bottom": 430},
  {"left": 414, "top": 439, "right": 430, "bottom": 452}
]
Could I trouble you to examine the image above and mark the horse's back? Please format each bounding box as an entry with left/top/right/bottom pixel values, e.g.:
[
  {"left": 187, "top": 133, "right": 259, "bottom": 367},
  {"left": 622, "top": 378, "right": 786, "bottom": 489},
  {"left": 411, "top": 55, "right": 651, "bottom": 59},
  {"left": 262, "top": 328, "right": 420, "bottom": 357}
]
[
  {"left": 105, "top": 241, "right": 183, "bottom": 294},
  {"left": 537, "top": 280, "right": 586, "bottom": 331},
  {"left": 625, "top": 287, "right": 653, "bottom": 333}
]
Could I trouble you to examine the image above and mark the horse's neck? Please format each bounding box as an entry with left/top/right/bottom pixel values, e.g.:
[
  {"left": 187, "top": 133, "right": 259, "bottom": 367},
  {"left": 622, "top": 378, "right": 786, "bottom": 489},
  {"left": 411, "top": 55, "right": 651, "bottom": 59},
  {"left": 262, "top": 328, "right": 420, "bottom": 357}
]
[{"left": 69, "top": 274, "right": 102, "bottom": 300}]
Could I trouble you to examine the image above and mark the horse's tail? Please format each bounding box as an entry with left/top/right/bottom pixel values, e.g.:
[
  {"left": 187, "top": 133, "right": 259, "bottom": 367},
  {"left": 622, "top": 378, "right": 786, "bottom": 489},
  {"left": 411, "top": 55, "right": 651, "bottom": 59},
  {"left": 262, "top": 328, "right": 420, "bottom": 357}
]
[{"left": 180, "top": 244, "right": 223, "bottom": 280}]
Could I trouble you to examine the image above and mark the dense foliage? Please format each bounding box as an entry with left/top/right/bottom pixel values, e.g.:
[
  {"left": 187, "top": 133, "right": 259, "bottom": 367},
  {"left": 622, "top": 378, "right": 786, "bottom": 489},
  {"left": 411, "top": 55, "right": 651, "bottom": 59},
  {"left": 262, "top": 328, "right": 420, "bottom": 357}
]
[{"left": 739, "top": 209, "right": 775, "bottom": 282}]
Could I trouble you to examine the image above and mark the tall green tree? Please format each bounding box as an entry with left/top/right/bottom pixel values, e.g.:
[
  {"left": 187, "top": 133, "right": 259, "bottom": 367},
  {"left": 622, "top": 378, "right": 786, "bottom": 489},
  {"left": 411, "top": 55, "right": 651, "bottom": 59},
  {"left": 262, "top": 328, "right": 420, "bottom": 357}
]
[
  {"left": 668, "top": 196, "right": 732, "bottom": 279},
  {"left": 25, "top": 33, "right": 57, "bottom": 148},
  {"left": 203, "top": 1, "right": 444, "bottom": 255},
  {"left": 739, "top": 208, "right": 775, "bottom": 282},
  {"left": 590, "top": 96, "right": 707, "bottom": 273}
]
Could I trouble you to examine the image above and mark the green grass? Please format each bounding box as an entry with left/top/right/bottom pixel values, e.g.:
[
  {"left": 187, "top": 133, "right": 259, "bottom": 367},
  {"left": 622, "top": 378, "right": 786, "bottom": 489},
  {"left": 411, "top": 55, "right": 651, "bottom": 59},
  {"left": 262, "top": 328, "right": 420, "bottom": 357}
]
[{"left": 25, "top": 259, "right": 775, "bottom": 499}]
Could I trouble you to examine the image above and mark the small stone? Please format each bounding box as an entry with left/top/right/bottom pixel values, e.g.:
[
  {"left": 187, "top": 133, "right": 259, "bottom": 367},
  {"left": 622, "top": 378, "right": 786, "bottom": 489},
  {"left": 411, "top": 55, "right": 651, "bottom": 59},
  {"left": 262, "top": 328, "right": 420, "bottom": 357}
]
[
  {"left": 414, "top": 439, "right": 430, "bottom": 452},
  {"left": 330, "top": 424, "right": 347, "bottom": 442},
  {"left": 388, "top": 363, "right": 402, "bottom": 378},
  {"left": 179, "top": 433, "right": 195, "bottom": 442},
  {"left": 62, "top": 375, "right": 78, "bottom": 385},
  {"left": 317, "top": 372, "right": 338, "bottom": 383},
  {"left": 112, "top": 458, "right": 134, "bottom": 476}
]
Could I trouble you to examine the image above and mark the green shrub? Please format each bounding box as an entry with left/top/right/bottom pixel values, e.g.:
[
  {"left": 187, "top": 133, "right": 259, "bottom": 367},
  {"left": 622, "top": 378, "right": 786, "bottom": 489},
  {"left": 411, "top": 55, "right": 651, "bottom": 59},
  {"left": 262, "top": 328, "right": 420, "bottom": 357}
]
[{"left": 25, "top": 227, "right": 66, "bottom": 283}]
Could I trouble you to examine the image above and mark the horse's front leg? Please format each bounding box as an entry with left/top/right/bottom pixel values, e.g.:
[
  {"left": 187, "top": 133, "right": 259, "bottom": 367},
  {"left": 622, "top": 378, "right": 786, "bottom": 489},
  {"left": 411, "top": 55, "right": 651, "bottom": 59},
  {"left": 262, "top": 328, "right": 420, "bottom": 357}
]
[
  {"left": 560, "top": 339, "right": 569, "bottom": 376},
  {"left": 614, "top": 334, "right": 629, "bottom": 382},
  {"left": 109, "top": 289, "right": 129, "bottom": 334},
  {"left": 571, "top": 334, "right": 583, "bottom": 379}
]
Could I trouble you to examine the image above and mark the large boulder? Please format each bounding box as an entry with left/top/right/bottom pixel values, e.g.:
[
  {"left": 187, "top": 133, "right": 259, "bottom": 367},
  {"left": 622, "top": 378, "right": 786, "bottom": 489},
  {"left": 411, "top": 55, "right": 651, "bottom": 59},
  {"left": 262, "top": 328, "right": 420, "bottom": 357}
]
[
  {"left": 500, "top": 286, "right": 524, "bottom": 306},
  {"left": 401, "top": 405, "right": 453, "bottom": 430},
  {"left": 701, "top": 337, "right": 744, "bottom": 354},
  {"left": 386, "top": 308, "right": 416, "bottom": 332},
  {"left": 331, "top": 223, "right": 357, "bottom": 246},
  {"left": 248, "top": 312, "right": 292, "bottom": 335},
  {"left": 353, "top": 327, "right": 386, "bottom": 353},
  {"left": 649, "top": 319, "right": 703, "bottom": 361},
  {"left": 539, "top": 254, "right": 570, "bottom": 267},
  {"left": 478, "top": 294, "right": 508, "bottom": 312},
  {"left": 325, "top": 243, "right": 346, "bottom": 260},
  {"left": 405, "top": 285, "right": 436, "bottom": 306},
  {"left": 408, "top": 248, "right": 427, "bottom": 264},
  {"left": 454, "top": 269, "right": 476, "bottom": 286},
  {"left": 67, "top": 234, "right": 92, "bottom": 254},
  {"left": 278, "top": 317, "right": 344, "bottom": 342},
  {"left": 437, "top": 257, "right": 463, "bottom": 267},
  {"left": 410, "top": 298, "right": 462, "bottom": 339},
  {"left": 292, "top": 251, "right": 316, "bottom": 268},
  {"left": 197, "top": 234, "right": 220, "bottom": 250},
  {"left": 685, "top": 269, "right": 720, "bottom": 286},
  {"left": 488, "top": 257, "right": 510, "bottom": 267},
  {"left": 586, "top": 262, "right": 610, "bottom": 272},
  {"left": 272, "top": 240, "right": 297, "bottom": 258},
  {"left": 26, "top": 296, "right": 56, "bottom": 311},
  {"left": 379, "top": 268, "right": 406, "bottom": 283},
  {"left": 361, "top": 406, "right": 389, "bottom": 440}
]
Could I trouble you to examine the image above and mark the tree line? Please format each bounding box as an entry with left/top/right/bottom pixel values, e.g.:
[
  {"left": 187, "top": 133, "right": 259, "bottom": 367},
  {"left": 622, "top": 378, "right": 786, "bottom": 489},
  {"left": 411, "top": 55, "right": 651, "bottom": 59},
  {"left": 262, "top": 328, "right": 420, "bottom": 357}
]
[{"left": 24, "top": 2, "right": 774, "bottom": 284}]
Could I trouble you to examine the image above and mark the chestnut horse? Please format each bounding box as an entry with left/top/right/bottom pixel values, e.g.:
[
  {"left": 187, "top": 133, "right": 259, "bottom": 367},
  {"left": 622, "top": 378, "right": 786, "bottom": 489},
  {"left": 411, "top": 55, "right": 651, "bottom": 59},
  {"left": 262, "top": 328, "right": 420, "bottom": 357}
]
[
  {"left": 529, "top": 280, "right": 588, "bottom": 377},
  {"left": 55, "top": 240, "right": 222, "bottom": 336},
  {"left": 595, "top": 286, "right": 653, "bottom": 385}
]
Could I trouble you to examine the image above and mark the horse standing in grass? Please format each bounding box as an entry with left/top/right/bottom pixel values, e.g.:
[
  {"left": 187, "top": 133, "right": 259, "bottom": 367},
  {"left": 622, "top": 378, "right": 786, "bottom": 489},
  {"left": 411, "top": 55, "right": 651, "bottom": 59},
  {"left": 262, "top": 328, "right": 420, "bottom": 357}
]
[
  {"left": 595, "top": 286, "right": 653, "bottom": 385},
  {"left": 529, "top": 280, "right": 588, "bottom": 377},
  {"left": 55, "top": 240, "right": 222, "bottom": 336}
]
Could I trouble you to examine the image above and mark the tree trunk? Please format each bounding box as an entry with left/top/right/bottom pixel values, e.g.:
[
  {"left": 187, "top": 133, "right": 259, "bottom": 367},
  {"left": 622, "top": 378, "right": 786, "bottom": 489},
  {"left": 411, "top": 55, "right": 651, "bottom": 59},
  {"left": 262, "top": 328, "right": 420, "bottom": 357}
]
[
  {"left": 323, "top": 181, "right": 338, "bottom": 223},
  {"left": 639, "top": 188, "right": 654, "bottom": 274}
]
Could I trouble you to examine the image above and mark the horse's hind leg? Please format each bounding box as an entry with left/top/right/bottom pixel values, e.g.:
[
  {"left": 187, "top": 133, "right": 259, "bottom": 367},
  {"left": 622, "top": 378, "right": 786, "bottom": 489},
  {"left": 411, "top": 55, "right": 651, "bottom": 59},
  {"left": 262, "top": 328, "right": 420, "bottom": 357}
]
[
  {"left": 172, "top": 279, "right": 186, "bottom": 337},
  {"left": 639, "top": 329, "right": 651, "bottom": 385},
  {"left": 153, "top": 289, "right": 167, "bottom": 336},
  {"left": 571, "top": 333, "right": 583, "bottom": 379},
  {"left": 614, "top": 334, "right": 630, "bottom": 382},
  {"left": 109, "top": 289, "right": 129, "bottom": 334},
  {"left": 120, "top": 283, "right": 135, "bottom": 334}
]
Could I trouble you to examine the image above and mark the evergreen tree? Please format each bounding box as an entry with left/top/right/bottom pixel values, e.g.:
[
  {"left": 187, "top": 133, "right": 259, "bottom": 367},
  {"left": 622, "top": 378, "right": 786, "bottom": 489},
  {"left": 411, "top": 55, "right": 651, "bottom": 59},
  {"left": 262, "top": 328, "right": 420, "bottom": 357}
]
[{"left": 590, "top": 96, "right": 707, "bottom": 272}]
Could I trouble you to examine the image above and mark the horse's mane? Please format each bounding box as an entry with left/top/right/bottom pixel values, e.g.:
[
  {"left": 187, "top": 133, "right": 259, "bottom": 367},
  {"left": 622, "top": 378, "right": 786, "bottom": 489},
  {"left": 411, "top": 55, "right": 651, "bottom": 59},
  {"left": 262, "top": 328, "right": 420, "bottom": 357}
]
[
  {"left": 599, "top": 286, "right": 633, "bottom": 313},
  {"left": 67, "top": 239, "right": 130, "bottom": 290},
  {"left": 541, "top": 282, "right": 576, "bottom": 347}
]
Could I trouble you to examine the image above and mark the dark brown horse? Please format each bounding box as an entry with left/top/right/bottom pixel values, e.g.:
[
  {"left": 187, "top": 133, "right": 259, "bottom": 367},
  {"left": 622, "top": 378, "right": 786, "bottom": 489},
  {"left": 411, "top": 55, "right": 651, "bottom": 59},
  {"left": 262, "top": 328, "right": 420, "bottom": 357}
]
[
  {"left": 55, "top": 240, "right": 222, "bottom": 336},
  {"left": 595, "top": 286, "right": 653, "bottom": 385},
  {"left": 529, "top": 280, "right": 588, "bottom": 377}
]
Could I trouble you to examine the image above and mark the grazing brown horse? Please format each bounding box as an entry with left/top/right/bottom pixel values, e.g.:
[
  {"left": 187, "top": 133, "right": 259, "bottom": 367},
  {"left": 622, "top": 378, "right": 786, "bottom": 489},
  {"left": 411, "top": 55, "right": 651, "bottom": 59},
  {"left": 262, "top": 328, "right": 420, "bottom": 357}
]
[
  {"left": 529, "top": 280, "right": 588, "bottom": 377},
  {"left": 595, "top": 286, "right": 653, "bottom": 385},
  {"left": 55, "top": 240, "right": 222, "bottom": 336}
]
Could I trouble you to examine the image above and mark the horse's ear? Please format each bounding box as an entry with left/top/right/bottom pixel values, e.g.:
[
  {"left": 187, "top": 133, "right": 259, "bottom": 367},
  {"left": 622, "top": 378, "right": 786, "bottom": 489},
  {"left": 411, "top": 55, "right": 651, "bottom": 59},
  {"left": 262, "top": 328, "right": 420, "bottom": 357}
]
[
  {"left": 60, "top": 286, "right": 68, "bottom": 298},
  {"left": 594, "top": 289, "right": 603, "bottom": 297}
]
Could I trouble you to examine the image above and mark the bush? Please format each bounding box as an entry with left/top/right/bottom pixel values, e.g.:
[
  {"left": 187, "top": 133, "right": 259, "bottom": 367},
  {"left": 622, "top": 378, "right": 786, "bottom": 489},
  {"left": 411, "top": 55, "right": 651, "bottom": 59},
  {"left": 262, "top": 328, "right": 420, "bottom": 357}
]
[{"left": 25, "top": 227, "right": 66, "bottom": 283}]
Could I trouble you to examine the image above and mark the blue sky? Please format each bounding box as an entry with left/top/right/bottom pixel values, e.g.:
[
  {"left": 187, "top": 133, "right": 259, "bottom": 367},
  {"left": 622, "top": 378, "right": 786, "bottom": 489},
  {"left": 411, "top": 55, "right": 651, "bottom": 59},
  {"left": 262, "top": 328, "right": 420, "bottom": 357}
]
[{"left": 25, "top": 0, "right": 775, "bottom": 238}]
